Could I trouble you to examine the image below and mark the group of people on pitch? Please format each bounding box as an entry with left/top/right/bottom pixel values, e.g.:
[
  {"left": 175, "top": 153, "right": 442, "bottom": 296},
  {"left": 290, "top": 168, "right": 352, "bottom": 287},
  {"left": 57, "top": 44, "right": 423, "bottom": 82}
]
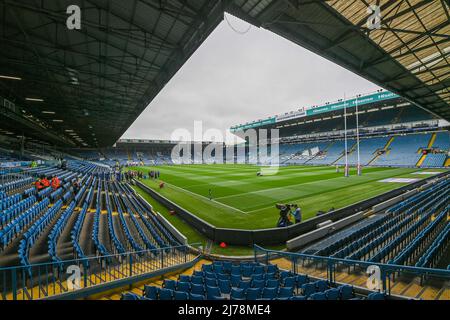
[{"left": 276, "top": 203, "right": 302, "bottom": 227}]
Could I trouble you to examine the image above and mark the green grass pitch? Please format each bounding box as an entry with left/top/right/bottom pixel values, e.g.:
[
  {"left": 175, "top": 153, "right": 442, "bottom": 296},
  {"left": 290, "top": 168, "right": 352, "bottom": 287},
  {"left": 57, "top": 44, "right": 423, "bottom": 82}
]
[{"left": 130, "top": 164, "right": 444, "bottom": 231}]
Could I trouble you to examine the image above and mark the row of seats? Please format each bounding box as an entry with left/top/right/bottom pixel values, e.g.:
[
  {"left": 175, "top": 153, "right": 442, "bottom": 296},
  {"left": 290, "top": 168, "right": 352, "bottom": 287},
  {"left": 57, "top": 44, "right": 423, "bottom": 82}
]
[
  {"left": 92, "top": 181, "right": 110, "bottom": 258},
  {"left": 318, "top": 181, "right": 439, "bottom": 258},
  {"left": 416, "top": 224, "right": 450, "bottom": 269},
  {"left": 0, "top": 159, "right": 186, "bottom": 277},
  {"left": 48, "top": 201, "right": 76, "bottom": 264},
  {"left": 422, "top": 154, "right": 447, "bottom": 167},
  {"left": 122, "top": 275, "right": 385, "bottom": 300},
  {"left": 374, "top": 134, "right": 430, "bottom": 167},
  {"left": 105, "top": 180, "right": 127, "bottom": 255},
  {"left": 0, "top": 193, "right": 22, "bottom": 211},
  {"left": 0, "top": 176, "right": 33, "bottom": 193},
  {"left": 392, "top": 205, "right": 449, "bottom": 265},
  {"left": 71, "top": 178, "right": 97, "bottom": 265},
  {"left": 0, "top": 198, "right": 50, "bottom": 249},
  {"left": 370, "top": 193, "right": 448, "bottom": 263},
  {"left": 111, "top": 184, "right": 145, "bottom": 254},
  {"left": 18, "top": 200, "right": 63, "bottom": 269},
  {"left": 116, "top": 184, "right": 158, "bottom": 253},
  {"left": 314, "top": 177, "right": 449, "bottom": 268},
  {"left": 0, "top": 195, "right": 36, "bottom": 227},
  {"left": 121, "top": 183, "right": 178, "bottom": 249}
]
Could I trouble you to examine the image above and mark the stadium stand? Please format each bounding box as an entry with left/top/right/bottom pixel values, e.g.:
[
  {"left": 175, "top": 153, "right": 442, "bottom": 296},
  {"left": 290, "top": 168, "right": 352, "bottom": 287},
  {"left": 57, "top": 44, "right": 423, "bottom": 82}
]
[
  {"left": 336, "top": 137, "right": 388, "bottom": 166},
  {"left": 305, "top": 177, "right": 449, "bottom": 269},
  {"left": 366, "top": 134, "right": 430, "bottom": 167},
  {"left": 0, "top": 161, "right": 182, "bottom": 269},
  {"left": 68, "top": 128, "right": 448, "bottom": 169},
  {"left": 307, "top": 140, "right": 356, "bottom": 165},
  {"left": 0, "top": 0, "right": 448, "bottom": 305},
  {"left": 422, "top": 154, "right": 447, "bottom": 168},
  {"left": 121, "top": 261, "right": 368, "bottom": 300}
]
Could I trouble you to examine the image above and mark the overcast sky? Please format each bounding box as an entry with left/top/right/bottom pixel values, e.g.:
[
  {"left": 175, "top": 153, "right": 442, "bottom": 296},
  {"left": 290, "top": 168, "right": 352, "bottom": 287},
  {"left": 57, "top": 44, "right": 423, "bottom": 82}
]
[{"left": 121, "top": 13, "right": 381, "bottom": 143}]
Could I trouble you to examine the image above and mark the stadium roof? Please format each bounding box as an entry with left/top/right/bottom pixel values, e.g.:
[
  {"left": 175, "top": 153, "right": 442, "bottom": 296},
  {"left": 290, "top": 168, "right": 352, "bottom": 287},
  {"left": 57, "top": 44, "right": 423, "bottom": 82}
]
[
  {"left": 0, "top": 0, "right": 448, "bottom": 148},
  {"left": 0, "top": 0, "right": 223, "bottom": 147},
  {"left": 230, "top": 89, "right": 404, "bottom": 131},
  {"left": 230, "top": 0, "right": 449, "bottom": 120}
]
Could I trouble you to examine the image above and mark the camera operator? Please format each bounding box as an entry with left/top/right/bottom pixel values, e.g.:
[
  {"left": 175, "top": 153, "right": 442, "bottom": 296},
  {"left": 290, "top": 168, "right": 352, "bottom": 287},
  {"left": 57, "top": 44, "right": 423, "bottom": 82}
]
[{"left": 276, "top": 203, "right": 292, "bottom": 227}]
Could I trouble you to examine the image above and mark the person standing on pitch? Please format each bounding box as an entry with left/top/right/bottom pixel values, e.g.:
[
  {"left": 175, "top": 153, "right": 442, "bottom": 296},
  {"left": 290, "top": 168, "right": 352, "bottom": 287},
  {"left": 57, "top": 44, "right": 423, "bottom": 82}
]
[
  {"left": 291, "top": 204, "right": 302, "bottom": 224},
  {"left": 208, "top": 188, "right": 213, "bottom": 200}
]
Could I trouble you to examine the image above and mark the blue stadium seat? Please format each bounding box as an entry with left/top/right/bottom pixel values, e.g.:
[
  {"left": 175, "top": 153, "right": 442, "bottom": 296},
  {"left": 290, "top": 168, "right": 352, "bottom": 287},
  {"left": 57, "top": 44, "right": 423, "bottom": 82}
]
[
  {"left": 290, "top": 295, "right": 307, "bottom": 300},
  {"left": 246, "top": 288, "right": 262, "bottom": 300},
  {"left": 231, "top": 275, "right": 241, "bottom": 287},
  {"left": 242, "top": 265, "right": 253, "bottom": 277},
  {"left": 301, "top": 283, "right": 316, "bottom": 297},
  {"left": 144, "top": 285, "right": 159, "bottom": 299},
  {"left": 238, "top": 280, "right": 251, "bottom": 290},
  {"left": 315, "top": 280, "right": 329, "bottom": 292},
  {"left": 266, "top": 279, "right": 279, "bottom": 288},
  {"left": 206, "top": 286, "right": 222, "bottom": 300},
  {"left": 231, "top": 265, "right": 241, "bottom": 276},
  {"left": 189, "top": 293, "right": 205, "bottom": 300},
  {"left": 121, "top": 293, "right": 142, "bottom": 300},
  {"left": 368, "top": 292, "right": 385, "bottom": 300},
  {"left": 191, "top": 284, "right": 205, "bottom": 296},
  {"left": 230, "top": 288, "right": 246, "bottom": 300},
  {"left": 191, "top": 276, "right": 204, "bottom": 285},
  {"left": 278, "top": 287, "right": 293, "bottom": 298},
  {"left": 261, "top": 287, "right": 277, "bottom": 300},
  {"left": 159, "top": 288, "right": 174, "bottom": 300},
  {"left": 163, "top": 279, "right": 177, "bottom": 291},
  {"left": 179, "top": 275, "right": 191, "bottom": 282},
  {"left": 205, "top": 278, "right": 218, "bottom": 287},
  {"left": 252, "top": 279, "right": 265, "bottom": 289},
  {"left": 309, "top": 292, "right": 327, "bottom": 300},
  {"left": 218, "top": 279, "right": 231, "bottom": 294},
  {"left": 217, "top": 273, "right": 230, "bottom": 281},
  {"left": 177, "top": 282, "right": 191, "bottom": 293},
  {"left": 325, "top": 288, "right": 340, "bottom": 300},
  {"left": 174, "top": 291, "right": 189, "bottom": 300},
  {"left": 295, "top": 275, "right": 309, "bottom": 287},
  {"left": 283, "top": 277, "right": 296, "bottom": 288},
  {"left": 339, "top": 285, "right": 354, "bottom": 300}
]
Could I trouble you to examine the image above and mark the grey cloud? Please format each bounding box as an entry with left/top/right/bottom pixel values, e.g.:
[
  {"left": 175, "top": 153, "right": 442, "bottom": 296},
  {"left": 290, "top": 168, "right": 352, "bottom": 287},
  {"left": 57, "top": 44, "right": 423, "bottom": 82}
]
[{"left": 122, "top": 14, "right": 379, "bottom": 142}]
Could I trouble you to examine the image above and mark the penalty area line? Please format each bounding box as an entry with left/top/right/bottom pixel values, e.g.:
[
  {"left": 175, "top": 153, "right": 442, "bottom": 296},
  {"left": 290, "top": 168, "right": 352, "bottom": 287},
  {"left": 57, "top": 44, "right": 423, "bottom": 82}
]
[{"left": 158, "top": 181, "right": 250, "bottom": 215}]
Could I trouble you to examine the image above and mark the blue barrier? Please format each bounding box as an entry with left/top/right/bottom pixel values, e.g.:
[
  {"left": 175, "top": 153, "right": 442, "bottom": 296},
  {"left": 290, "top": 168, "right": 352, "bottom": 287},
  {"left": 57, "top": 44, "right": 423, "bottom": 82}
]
[
  {"left": 0, "top": 243, "right": 199, "bottom": 300},
  {"left": 253, "top": 245, "right": 450, "bottom": 298}
]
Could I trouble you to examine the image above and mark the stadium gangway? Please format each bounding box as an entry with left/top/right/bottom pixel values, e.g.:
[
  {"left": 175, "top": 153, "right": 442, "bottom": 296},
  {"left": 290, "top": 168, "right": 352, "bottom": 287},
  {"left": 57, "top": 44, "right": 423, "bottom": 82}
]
[
  {"left": 253, "top": 245, "right": 450, "bottom": 299},
  {"left": 0, "top": 243, "right": 200, "bottom": 300}
]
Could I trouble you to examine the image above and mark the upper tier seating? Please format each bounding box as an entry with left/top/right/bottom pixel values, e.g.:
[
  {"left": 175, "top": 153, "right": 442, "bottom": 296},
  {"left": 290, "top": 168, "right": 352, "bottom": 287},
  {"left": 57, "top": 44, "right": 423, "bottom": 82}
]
[
  {"left": 335, "top": 137, "right": 388, "bottom": 166},
  {"left": 308, "top": 140, "right": 355, "bottom": 165},
  {"left": 373, "top": 134, "right": 430, "bottom": 167},
  {"left": 432, "top": 131, "right": 450, "bottom": 150},
  {"left": 422, "top": 153, "right": 446, "bottom": 167}
]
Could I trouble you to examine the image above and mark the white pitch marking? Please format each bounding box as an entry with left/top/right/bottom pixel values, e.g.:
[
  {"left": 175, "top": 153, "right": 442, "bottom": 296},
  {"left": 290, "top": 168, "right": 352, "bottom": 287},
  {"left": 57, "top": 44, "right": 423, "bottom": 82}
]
[{"left": 159, "top": 181, "right": 249, "bottom": 215}]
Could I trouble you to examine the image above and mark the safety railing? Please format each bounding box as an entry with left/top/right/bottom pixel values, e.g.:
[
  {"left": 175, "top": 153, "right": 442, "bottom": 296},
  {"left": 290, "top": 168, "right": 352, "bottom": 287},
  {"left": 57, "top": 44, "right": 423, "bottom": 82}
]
[
  {"left": 254, "top": 245, "right": 450, "bottom": 299},
  {"left": 0, "top": 243, "right": 200, "bottom": 300}
]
